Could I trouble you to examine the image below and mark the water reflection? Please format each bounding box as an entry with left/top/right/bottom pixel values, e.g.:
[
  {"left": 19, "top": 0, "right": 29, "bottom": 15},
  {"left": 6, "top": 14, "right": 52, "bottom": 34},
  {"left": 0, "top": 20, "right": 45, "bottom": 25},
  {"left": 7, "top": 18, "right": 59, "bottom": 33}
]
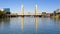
[
  {"left": 35, "top": 17, "right": 38, "bottom": 33},
  {"left": 21, "top": 17, "right": 24, "bottom": 32},
  {"left": 0, "top": 18, "right": 10, "bottom": 28},
  {"left": 0, "top": 18, "right": 10, "bottom": 34},
  {"left": 51, "top": 18, "right": 60, "bottom": 27},
  {"left": 0, "top": 17, "right": 60, "bottom": 34}
]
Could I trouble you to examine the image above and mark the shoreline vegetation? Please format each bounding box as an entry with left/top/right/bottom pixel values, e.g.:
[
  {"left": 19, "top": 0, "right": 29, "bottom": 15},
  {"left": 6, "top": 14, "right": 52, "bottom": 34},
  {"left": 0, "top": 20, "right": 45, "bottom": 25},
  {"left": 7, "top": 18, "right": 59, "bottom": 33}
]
[{"left": 0, "top": 10, "right": 10, "bottom": 18}]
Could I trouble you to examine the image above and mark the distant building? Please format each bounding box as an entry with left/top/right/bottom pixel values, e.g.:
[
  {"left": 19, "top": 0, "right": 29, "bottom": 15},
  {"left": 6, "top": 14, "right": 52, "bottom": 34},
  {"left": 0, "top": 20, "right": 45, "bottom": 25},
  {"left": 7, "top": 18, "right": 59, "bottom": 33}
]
[
  {"left": 3, "top": 8, "right": 10, "bottom": 14},
  {"left": 52, "top": 9, "right": 60, "bottom": 16},
  {"left": 55, "top": 9, "right": 60, "bottom": 13},
  {"left": 42, "top": 12, "right": 46, "bottom": 15},
  {"left": 41, "top": 12, "right": 47, "bottom": 17},
  {"left": 46, "top": 13, "right": 51, "bottom": 17}
]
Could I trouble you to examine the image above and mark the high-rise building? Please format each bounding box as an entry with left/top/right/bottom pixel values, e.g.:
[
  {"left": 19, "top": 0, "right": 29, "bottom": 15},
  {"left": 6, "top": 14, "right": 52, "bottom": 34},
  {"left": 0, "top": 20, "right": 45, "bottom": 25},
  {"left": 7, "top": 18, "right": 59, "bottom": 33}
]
[{"left": 3, "top": 8, "right": 10, "bottom": 14}]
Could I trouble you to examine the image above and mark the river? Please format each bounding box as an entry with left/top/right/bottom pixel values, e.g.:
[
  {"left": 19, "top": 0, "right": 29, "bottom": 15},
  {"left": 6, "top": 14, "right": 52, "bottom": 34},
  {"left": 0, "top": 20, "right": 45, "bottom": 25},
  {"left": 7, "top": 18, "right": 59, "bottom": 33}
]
[{"left": 0, "top": 17, "right": 60, "bottom": 34}]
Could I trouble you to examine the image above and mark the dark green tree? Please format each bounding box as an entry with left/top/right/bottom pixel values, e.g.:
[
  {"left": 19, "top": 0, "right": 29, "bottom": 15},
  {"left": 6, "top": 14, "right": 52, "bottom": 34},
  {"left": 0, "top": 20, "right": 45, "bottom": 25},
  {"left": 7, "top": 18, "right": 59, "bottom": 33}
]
[{"left": 53, "top": 11, "right": 56, "bottom": 16}]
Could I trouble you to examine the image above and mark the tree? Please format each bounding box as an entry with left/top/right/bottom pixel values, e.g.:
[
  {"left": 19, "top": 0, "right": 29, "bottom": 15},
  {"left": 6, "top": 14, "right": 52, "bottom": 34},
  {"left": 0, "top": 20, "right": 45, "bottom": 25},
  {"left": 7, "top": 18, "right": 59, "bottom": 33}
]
[
  {"left": 0, "top": 10, "right": 6, "bottom": 14},
  {"left": 0, "top": 10, "right": 6, "bottom": 17},
  {"left": 53, "top": 11, "right": 56, "bottom": 16}
]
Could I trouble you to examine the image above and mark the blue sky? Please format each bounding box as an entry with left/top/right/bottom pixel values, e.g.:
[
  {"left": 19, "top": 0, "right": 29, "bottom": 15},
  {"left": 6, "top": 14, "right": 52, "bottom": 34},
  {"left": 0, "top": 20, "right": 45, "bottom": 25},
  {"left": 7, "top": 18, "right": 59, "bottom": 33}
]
[{"left": 0, "top": 0, "right": 60, "bottom": 13}]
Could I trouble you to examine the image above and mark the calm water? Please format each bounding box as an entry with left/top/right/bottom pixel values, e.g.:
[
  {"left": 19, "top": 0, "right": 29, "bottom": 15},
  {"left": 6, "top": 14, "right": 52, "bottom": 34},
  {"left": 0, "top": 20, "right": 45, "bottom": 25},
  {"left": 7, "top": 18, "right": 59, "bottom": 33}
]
[{"left": 0, "top": 17, "right": 60, "bottom": 34}]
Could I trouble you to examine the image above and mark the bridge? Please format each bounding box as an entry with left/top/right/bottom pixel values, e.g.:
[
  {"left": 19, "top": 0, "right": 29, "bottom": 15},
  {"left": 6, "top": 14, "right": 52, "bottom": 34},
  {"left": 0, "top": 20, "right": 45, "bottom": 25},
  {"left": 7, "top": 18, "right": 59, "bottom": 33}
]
[
  {"left": 19, "top": 5, "right": 40, "bottom": 17},
  {"left": 19, "top": 13, "right": 42, "bottom": 17},
  {"left": 9, "top": 5, "right": 50, "bottom": 17}
]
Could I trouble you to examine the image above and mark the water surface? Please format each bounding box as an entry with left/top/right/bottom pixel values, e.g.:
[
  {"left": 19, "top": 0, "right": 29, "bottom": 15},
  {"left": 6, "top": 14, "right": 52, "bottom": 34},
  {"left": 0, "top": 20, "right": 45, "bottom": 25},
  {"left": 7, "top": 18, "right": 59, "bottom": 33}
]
[{"left": 0, "top": 17, "right": 60, "bottom": 34}]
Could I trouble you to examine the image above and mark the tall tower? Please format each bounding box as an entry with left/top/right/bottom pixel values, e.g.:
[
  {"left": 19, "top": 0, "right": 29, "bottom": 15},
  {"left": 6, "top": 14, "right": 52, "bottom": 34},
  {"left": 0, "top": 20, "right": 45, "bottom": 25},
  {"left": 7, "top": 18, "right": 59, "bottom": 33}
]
[
  {"left": 21, "top": 5, "right": 24, "bottom": 15},
  {"left": 35, "top": 5, "right": 38, "bottom": 15}
]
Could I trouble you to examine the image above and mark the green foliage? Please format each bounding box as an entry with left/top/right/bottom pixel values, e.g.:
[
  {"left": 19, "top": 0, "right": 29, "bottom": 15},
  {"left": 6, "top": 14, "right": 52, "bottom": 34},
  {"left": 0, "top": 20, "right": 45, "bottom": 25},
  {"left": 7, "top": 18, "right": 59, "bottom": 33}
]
[
  {"left": 53, "top": 11, "right": 56, "bottom": 16},
  {"left": 0, "top": 10, "right": 6, "bottom": 15},
  {"left": 0, "top": 10, "right": 6, "bottom": 17}
]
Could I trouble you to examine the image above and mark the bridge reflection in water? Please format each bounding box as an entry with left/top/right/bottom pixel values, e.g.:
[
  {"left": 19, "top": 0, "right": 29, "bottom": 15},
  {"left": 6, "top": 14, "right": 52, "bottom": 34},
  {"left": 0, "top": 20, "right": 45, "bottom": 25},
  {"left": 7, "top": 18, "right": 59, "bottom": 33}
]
[
  {"left": 35, "top": 17, "right": 38, "bottom": 33},
  {"left": 0, "top": 17, "right": 60, "bottom": 34},
  {"left": 21, "top": 17, "right": 38, "bottom": 33},
  {"left": 21, "top": 17, "right": 24, "bottom": 33}
]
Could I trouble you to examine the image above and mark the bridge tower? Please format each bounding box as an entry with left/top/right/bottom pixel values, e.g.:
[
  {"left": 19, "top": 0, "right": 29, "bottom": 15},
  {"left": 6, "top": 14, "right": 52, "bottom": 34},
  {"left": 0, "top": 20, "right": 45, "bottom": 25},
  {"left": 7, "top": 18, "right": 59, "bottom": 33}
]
[
  {"left": 35, "top": 5, "right": 38, "bottom": 16},
  {"left": 21, "top": 5, "right": 24, "bottom": 16}
]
